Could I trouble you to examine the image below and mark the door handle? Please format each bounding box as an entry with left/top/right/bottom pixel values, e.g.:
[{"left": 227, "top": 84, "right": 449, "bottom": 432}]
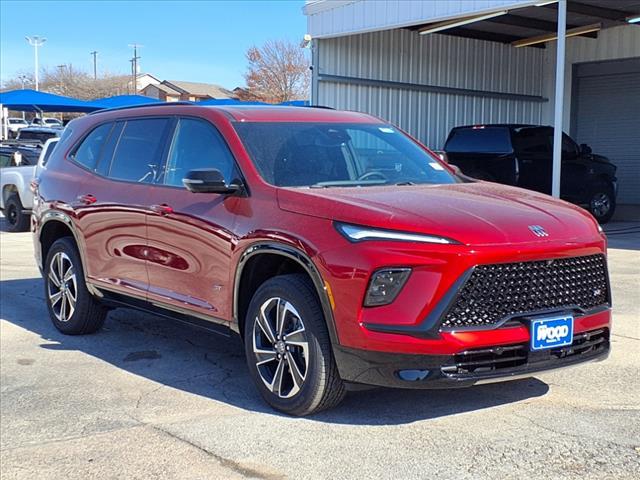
[
  {"left": 76, "top": 194, "right": 97, "bottom": 205},
  {"left": 150, "top": 204, "right": 174, "bottom": 216}
]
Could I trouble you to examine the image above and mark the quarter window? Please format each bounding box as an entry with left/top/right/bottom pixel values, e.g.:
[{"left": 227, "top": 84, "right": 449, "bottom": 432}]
[
  {"left": 72, "top": 123, "right": 113, "bottom": 170},
  {"left": 108, "top": 118, "right": 170, "bottom": 183},
  {"left": 162, "top": 118, "right": 237, "bottom": 187}
]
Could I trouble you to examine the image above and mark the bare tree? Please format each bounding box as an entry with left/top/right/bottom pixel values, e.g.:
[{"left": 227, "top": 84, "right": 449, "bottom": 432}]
[
  {"left": 2, "top": 66, "right": 129, "bottom": 99},
  {"left": 243, "top": 40, "right": 310, "bottom": 103}
]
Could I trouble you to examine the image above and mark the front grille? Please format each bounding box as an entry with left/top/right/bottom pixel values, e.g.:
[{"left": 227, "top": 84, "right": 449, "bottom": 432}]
[
  {"left": 441, "top": 254, "right": 609, "bottom": 330},
  {"left": 441, "top": 328, "right": 609, "bottom": 377}
]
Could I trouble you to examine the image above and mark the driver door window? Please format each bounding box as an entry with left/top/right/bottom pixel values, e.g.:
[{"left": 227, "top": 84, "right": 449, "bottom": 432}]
[{"left": 162, "top": 118, "right": 237, "bottom": 187}]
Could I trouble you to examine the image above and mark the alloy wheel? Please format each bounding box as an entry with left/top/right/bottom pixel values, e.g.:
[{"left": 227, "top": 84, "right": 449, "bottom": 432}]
[
  {"left": 252, "top": 297, "right": 309, "bottom": 399},
  {"left": 590, "top": 193, "right": 611, "bottom": 218},
  {"left": 47, "top": 252, "right": 78, "bottom": 322}
]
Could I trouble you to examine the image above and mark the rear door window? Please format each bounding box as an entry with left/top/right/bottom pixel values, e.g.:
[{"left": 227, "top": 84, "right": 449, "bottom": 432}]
[
  {"left": 107, "top": 118, "right": 171, "bottom": 183},
  {"left": 445, "top": 127, "right": 512, "bottom": 153}
]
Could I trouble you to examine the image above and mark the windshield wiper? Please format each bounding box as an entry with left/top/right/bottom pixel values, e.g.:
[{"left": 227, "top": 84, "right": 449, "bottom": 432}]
[
  {"left": 394, "top": 181, "right": 417, "bottom": 186},
  {"left": 309, "top": 179, "right": 387, "bottom": 188}
]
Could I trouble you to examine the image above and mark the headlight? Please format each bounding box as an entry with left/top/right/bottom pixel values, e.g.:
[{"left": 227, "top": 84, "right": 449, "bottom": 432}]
[
  {"left": 364, "top": 268, "right": 412, "bottom": 306},
  {"left": 335, "top": 222, "right": 460, "bottom": 245}
]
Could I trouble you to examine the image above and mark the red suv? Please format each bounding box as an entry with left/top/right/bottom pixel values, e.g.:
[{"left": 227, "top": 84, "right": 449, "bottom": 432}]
[{"left": 32, "top": 104, "right": 611, "bottom": 415}]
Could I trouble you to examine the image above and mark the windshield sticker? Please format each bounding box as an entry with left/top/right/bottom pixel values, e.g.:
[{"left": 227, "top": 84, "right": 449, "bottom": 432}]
[
  {"left": 429, "top": 162, "right": 444, "bottom": 171},
  {"left": 378, "top": 127, "right": 395, "bottom": 134}
]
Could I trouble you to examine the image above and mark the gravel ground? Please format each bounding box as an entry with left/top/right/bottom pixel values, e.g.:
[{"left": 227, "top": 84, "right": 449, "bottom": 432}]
[{"left": 1, "top": 217, "right": 638, "bottom": 479}]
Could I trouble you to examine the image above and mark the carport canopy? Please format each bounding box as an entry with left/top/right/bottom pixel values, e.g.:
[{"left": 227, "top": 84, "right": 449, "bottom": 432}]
[
  {"left": 306, "top": 0, "right": 640, "bottom": 198},
  {"left": 0, "top": 89, "right": 101, "bottom": 113},
  {"left": 87, "top": 95, "right": 162, "bottom": 109}
]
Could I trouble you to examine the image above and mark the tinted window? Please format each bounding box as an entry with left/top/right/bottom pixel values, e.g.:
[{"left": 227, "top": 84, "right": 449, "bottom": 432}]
[
  {"left": 444, "top": 127, "right": 512, "bottom": 153},
  {"left": 108, "top": 118, "right": 170, "bottom": 183},
  {"left": 17, "top": 130, "right": 58, "bottom": 143},
  {"left": 512, "top": 127, "right": 551, "bottom": 155},
  {"left": 40, "top": 140, "right": 59, "bottom": 167},
  {"left": 72, "top": 123, "right": 113, "bottom": 170},
  {"left": 235, "top": 123, "right": 456, "bottom": 187},
  {"left": 162, "top": 118, "right": 237, "bottom": 187}
]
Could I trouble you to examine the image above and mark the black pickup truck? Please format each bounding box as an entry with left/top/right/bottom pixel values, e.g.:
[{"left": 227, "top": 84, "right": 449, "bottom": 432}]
[{"left": 443, "top": 124, "right": 618, "bottom": 223}]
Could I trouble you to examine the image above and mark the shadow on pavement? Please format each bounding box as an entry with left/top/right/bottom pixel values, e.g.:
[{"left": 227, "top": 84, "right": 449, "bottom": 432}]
[
  {"left": 1, "top": 276, "right": 550, "bottom": 425},
  {"left": 603, "top": 221, "right": 640, "bottom": 251}
]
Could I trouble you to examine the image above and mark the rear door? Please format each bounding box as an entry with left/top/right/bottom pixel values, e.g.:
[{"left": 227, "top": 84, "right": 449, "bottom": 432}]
[
  {"left": 73, "top": 117, "right": 173, "bottom": 298},
  {"left": 144, "top": 117, "right": 244, "bottom": 324}
]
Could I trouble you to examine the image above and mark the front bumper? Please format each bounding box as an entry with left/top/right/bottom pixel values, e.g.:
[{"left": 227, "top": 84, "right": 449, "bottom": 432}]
[{"left": 335, "top": 327, "right": 609, "bottom": 389}]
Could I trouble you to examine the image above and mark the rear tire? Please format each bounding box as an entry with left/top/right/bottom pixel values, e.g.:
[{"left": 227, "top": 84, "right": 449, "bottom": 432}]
[
  {"left": 5, "top": 194, "right": 29, "bottom": 232},
  {"left": 44, "top": 237, "right": 107, "bottom": 335},
  {"left": 244, "top": 274, "right": 346, "bottom": 416},
  {"left": 588, "top": 183, "right": 616, "bottom": 224}
]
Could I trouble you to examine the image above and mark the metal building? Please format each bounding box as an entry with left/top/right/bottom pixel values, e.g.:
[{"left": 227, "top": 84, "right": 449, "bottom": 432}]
[{"left": 304, "top": 0, "right": 640, "bottom": 206}]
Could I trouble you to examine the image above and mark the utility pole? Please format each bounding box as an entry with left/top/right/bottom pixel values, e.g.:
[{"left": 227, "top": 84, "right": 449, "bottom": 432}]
[
  {"left": 25, "top": 36, "right": 47, "bottom": 91},
  {"left": 90, "top": 51, "right": 98, "bottom": 79},
  {"left": 128, "top": 43, "right": 142, "bottom": 94},
  {"left": 18, "top": 74, "right": 29, "bottom": 119},
  {"left": 56, "top": 64, "right": 65, "bottom": 93}
]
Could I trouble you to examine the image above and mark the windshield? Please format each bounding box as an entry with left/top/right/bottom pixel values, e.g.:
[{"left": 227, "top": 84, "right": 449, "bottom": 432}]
[{"left": 234, "top": 122, "right": 456, "bottom": 188}]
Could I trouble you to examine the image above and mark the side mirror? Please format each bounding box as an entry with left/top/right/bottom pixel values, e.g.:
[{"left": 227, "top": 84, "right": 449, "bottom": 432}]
[
  {"left": 449, "top": 163, "right": 462, "bottom": 175},
  {"left": 580, "top": 143, "right": 592, "bottom": 155},
  {"left": 182, "top": 168, "right": 242, "bottom": 194}
]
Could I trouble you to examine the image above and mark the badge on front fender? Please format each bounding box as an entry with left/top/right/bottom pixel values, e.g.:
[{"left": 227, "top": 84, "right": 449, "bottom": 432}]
[{"left": 530, "top": 315, "right": 574, "bottom": 351}]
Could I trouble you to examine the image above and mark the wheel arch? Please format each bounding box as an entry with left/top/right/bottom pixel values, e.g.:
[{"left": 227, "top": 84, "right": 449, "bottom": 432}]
[{"left": 233, "top": 242, "right": 339, "bottom": 346}]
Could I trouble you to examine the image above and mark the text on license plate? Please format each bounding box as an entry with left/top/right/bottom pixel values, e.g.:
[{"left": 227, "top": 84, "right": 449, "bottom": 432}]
[{"left": 530, "top": 315, "right": 574, "bottom": 351}]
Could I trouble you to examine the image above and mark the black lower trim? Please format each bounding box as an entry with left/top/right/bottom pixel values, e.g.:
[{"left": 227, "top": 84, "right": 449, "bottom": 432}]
[
  {"left": 95, "top": 286, "right": 231, "bottom": 338},
  {"left": 334, "top": 328, "right": 610, "bottom": 390}
]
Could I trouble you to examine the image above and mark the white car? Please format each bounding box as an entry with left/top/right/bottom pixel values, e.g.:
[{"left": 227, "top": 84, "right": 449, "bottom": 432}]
[
  {"left": 4, "top": 118, "right": 29, "bottom": 137},
  {"left": 1, "top": 137, "right": 59, "bottom": 232},
  {"left": 31, "top": 117, "right": 63, "bottom": 128}
]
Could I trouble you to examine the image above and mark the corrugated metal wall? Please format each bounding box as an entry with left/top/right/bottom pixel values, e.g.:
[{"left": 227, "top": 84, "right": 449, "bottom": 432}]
[{"left": 316, "top": 29, "right": 545, "bottom": 149}]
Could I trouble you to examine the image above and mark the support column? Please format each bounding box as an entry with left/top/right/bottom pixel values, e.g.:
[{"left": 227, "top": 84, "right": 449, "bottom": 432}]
[{"left": 552, "top": 0, "right": 567, "bottom": 198}]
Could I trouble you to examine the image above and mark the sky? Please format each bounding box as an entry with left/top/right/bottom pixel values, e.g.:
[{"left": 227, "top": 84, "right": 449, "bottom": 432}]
[{"left": 0, "top": 0, "right": 308, "bottom": 89}]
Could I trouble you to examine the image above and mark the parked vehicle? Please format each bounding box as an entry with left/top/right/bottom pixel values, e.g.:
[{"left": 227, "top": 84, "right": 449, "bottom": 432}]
[
  {"left": 3, "top": 117, "right": 29, "bottom": 137},
  {"left": 15, "top": 126, "right": 62, "bottom": 145},
  {"left": 32, "top": 105, "right": 611, "bottom": 415},
  {"left": 1, "top": 138, "right": 59, "bottom": 231},
  {"left": 443, "top": 125, "right": 618, "bottom": 223},
  {"left": 0, "top": 144, "right": 41, "bottom": 168},
  {"left": 31, "top": 117, "right": 63, "bottom": 128}
]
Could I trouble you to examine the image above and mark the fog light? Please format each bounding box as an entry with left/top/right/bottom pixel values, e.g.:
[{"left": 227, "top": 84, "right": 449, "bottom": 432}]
[{"left": 364, "top": 268, "right": 411, "bottom": 307}]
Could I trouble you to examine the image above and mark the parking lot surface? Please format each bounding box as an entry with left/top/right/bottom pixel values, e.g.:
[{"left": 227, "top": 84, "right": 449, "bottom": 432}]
[{"left": 1, "top": 217, "right": 639, "bottom": 479}]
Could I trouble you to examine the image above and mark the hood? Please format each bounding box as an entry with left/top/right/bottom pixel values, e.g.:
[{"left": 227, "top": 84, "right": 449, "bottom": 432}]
[{"left": 277, "top": 182, "right": 600, "bottom": 246}]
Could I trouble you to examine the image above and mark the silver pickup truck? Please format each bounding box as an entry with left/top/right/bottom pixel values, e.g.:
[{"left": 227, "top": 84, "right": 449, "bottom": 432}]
[{"left": 1, "top": 138, "right": 59, "bottom": 232}]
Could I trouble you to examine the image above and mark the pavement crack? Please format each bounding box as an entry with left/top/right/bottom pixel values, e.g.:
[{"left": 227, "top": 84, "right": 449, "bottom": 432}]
[
  {"left": 150, "top": 425, "right": 284, "bottom": 480},
  {"left": 612, "top": 333, "right": 640, "bottom": 341}
]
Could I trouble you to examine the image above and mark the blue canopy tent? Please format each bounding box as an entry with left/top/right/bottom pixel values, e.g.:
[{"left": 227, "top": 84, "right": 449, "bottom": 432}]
[
  {"left": 87, "top": 95, "right": 161, "bottom": 109},
  {"left": 0, "top": 89, "right": 101, "bottom": 113},
  {"left": 279, "top": 100, "right": 310, "bottom": 107},
  {"left": 196, "top": 98, "right": 266, "bottom": 106}
]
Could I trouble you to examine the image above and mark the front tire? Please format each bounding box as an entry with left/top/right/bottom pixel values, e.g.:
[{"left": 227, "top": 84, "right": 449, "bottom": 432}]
[
  {"left": 5, "top": 194, "right": 29, "bottom": 232},
  {"left": 44, "top": 237, "right": 107, "bottom": 335},
  {"left": 588, "top": 183, "right": 616, "bottom": 224},
  {"left": 244, "top": 274, "right": 346, "bottom": 416}
]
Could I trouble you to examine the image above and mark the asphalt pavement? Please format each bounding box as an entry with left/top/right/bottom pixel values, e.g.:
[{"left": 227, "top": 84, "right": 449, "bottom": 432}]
[{"left": 1, "top": 217, "right": 638, "bottom": 479}]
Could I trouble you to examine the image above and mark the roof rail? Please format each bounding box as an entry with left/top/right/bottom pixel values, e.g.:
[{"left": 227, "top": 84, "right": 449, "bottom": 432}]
[
  {"left": 89, "top": 101, "right": 195, "bottom": 115},
  {"left": 306, "top": 105, "right": 335, "bottom": 110}
]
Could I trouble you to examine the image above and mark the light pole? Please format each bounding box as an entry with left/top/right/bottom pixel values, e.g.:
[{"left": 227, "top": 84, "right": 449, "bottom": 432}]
[
  {"left": 25, "top": 36, "right": 47, "bottom": 91},
  {"left": 90, "top": 51, "right": 98, "bottom": 79}
]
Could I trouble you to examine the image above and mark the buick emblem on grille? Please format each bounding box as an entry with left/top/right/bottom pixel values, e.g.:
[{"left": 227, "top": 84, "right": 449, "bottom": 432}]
[{"left": 528, "top": 225, "right": 548, "bottom": 237}]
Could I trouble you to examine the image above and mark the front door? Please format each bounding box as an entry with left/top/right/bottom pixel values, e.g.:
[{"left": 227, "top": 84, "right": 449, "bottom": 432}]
[{"left": 144, "top": 117, "right": 244, "bottom": 324}]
